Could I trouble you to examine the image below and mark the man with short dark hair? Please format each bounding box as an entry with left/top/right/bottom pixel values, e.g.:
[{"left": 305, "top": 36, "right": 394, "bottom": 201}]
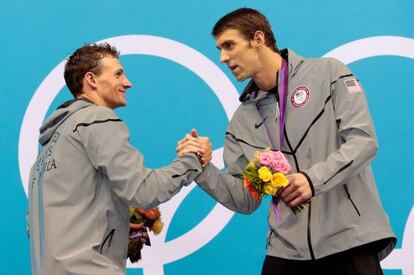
[
  {"left": 28, "top": 43, "right": 211, "bottom": 275},
  {"left": 179, "top": 8, "right": 396, "bottom": 275}
]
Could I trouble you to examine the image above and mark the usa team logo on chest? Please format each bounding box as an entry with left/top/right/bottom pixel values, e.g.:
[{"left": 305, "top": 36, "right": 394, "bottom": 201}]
[{"left": 291, "top": 85, "right": 310, "bottom": 107}]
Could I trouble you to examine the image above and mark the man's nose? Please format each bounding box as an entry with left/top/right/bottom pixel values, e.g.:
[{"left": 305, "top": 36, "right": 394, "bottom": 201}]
[
  {"left": 220, "top": 51, "right": 229, "bottom": 64},
  {"left": 123, "top": 76, "right": 132, "bottom": 88}
]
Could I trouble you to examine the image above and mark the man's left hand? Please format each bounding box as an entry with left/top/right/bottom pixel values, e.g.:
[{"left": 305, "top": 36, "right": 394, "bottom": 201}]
[{"left": 279, "top": 173, "right": 312, "bottom": 208}]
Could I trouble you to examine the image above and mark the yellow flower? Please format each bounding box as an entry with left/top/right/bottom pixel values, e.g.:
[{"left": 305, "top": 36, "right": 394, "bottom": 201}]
[
  {"left": 258, "top": 166, "right": 272, "bottom": 182},
  {"left": 247, "top": 160, "right": 256, "bottom": 170},
  {"left": 263, "top": 183, "right": 278, "bottom": 196},
  {"left": 151, "top": 218, "right": 164, "bottom": 235},
  {"left": 271, "top": 172, "right": 289, "bottom": 188}
]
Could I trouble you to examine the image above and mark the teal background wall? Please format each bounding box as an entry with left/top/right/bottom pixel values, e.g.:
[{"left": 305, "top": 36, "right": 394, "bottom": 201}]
[{"left": 1, "top": 1, "right": 413, "bottom": 274}]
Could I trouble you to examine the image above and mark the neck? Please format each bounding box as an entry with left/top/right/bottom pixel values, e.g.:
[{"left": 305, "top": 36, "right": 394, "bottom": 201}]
[
  {"left": 76, "top": 93, "right": 92, "bottom": 103},
  {"left": 253, "top": 50, "right": 282, "bottom": 91},
  {"left": 76, "top": 91, "right": 101, "bottom": 107}
]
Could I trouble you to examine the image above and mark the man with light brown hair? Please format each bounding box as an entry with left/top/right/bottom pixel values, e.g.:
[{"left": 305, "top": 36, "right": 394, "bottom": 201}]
[{"left": 28, "top": 43, "right": 211, "bottom": 275}]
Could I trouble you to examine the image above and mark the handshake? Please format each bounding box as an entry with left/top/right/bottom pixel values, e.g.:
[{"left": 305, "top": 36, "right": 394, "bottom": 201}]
[{"left": 176, "top": 129, "right": 212, "bottom": 167}]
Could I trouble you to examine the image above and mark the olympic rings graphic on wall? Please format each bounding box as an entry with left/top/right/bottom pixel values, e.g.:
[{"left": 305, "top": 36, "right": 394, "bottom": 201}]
[{"left": 19, "top": 35, "right": 414, "bottom": 274}]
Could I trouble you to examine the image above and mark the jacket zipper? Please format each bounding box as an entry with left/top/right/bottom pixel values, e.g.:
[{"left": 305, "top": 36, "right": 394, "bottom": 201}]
[{"left": 284, "top": 127, "right": 315, "bottom": 260}]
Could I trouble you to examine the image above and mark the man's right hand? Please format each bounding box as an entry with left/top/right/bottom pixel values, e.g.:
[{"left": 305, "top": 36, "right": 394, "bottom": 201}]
[{"left": 176, "top": 129, "right": 212, "bottom": 167}]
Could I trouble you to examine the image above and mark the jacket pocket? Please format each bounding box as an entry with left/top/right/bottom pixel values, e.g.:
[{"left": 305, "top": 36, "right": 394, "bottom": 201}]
[
  {"left": 99, "top": 228, "right": 116, "bottom": 254},
  {"left": 343, "top": 184, "right": 361, "bottom": 216},
  {"left": 93, "top": 221, "right": 128, "bottom": 268},
  {"left": 266, "top": 231, "right": 273, "bottom": 249}
]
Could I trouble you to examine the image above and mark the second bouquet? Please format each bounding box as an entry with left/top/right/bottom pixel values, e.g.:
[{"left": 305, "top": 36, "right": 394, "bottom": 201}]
[{"left": 242, "top": 149, "right": 307, "bottom": 218}]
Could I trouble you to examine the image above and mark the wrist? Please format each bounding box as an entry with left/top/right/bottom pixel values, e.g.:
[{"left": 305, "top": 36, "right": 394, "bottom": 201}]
[
  {"left": 193, "top": 152, "right": 203, "bottom": 167},
  {"left": 300, "top": 171, "right": 315, "bottom": 197}
]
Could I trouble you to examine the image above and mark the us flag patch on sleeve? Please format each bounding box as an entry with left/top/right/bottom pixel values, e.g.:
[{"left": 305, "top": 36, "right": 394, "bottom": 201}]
[{"left": 344, "top": 78, "right": 362, "bottom": 93}]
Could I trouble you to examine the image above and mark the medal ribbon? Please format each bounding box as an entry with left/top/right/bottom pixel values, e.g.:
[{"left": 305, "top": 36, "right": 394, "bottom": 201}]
[{"left": 278, "top": 58, "right": 288, "bottom": 149}]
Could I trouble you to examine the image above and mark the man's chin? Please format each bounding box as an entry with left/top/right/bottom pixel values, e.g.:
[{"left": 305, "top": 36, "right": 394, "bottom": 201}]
[
  {"left": 113, "top": 102, "right": 127, "bottom": 109},
  {"left": 235, "top": 74, "right": 248, "bottom": 82}
]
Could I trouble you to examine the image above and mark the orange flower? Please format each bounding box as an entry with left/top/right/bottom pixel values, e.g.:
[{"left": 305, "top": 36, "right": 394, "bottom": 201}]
[
  {"left": 243, "top": 176, "right": 261, "bottom": 199},
  {"left": 251, "top": 190, "right": 261, "bottom": 200},
  {"left": 137, "top": 208, "right": 160, "bottom": 220},
  {"left": 243, "top": 176, "right": 251, "bottom": 188}
]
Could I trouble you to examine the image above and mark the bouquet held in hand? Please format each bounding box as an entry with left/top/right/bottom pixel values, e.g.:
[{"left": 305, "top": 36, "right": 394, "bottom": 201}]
[
  {"left": 128, "top": 207, "right": 164, "bottom": 263},
  {"left": 242, "top": 149, "right": 306, "bottom": 218}
]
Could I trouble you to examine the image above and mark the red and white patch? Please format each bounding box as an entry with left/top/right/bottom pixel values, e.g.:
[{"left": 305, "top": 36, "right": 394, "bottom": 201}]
[
  {"left": 344, "top": 78, "right": 362, "bottom": 93},
  {"left": 291, "top": 86, "right": 310, "bottom": 107}
]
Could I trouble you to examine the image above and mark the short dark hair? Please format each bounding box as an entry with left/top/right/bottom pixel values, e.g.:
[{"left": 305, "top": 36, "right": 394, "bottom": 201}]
[
  {"left": 212, "top": 8, "right": 278, "bottom": 52},
  {"left": 64, "top": 43, "right": 119, "bottom": 97}
]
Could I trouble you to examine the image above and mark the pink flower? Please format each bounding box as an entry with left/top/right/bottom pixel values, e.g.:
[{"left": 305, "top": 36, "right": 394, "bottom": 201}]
[
  {"left": 258, "top": 150, "right": 291, "bottom": 174},
  {"left": 258, "top": 152, "right": 273, "bottom": 167},
  {"left": 269, "top": 151, "right": 291, "bottom": 174}
]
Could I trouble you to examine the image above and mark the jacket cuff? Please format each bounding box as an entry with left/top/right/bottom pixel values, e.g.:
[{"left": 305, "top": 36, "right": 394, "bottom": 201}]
[
  {"left": 192, "top": 152, "right": 204, "bottom": 167},
  {"left": 300, "top": 171, "right": 315, "bottom": 197},
  {"left": 194, "top": 162, "right": 213, "bottom": 182},
  {"left": 173, "top": 153, "right": 203, "bottom": 185}
]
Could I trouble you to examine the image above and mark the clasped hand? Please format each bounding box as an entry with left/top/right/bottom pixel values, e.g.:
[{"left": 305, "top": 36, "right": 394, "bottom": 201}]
[{"left": 176, "top": 129, "right": 212, "bottom": 167}]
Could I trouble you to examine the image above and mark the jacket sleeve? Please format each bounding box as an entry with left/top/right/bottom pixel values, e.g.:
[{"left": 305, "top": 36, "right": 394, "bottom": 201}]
[
  {"left": 77, "top": 107, "right": 202, "bottom": 209},
  {"left": 195, "top": 120, "right": 261, "bottom": 214},
  {"left": 302, "top": 59, "right": 378, "bottom": 195}
]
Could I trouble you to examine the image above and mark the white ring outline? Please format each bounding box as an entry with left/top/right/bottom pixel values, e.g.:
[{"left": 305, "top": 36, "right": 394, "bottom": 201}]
[{"left": 18, "top": 35, "right": 414, "bottom": 274}]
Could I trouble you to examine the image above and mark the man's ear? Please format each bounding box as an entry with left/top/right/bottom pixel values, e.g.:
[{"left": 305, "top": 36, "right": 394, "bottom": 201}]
[
  {"left": 84, "top": 72, "right": 98, "bottom": 89},
  {"left": 252, "top": 31, "right": 265, "bottom": 49}
]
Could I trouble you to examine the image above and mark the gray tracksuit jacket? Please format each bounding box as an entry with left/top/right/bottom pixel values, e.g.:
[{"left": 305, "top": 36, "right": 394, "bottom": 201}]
[
  {"left": 196, "top": 49, "right": 396, "bottom": 261},
  {"left": 27, "top": 99, "right": 202, "bottom": 275}
]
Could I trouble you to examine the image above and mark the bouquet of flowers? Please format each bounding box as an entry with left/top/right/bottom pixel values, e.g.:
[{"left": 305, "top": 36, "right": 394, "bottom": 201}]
[
  {"left": 127, "top": 207, "right": 164, "bottom": 263},
  {"left": 242, "top": 149, "right": 306, "bottom": 218}
]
